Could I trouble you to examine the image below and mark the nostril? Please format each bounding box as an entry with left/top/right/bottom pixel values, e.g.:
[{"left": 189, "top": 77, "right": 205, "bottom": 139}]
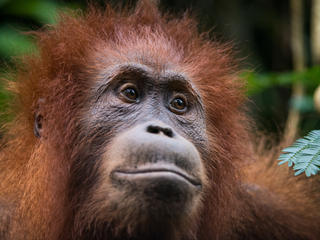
[
  {"left": 146, "top": 125, "right": 174, "bottom": 138},
  {"left": 162, "top": 128, "right": 173, "bottom": 138},
  {"left": 147, "top": 125, "right": 160, "bottom": 134}
]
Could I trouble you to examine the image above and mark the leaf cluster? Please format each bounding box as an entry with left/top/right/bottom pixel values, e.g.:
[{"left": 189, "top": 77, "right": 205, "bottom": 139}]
[{"left": 279, "top": 130, "right": 320, "bottom": 177}]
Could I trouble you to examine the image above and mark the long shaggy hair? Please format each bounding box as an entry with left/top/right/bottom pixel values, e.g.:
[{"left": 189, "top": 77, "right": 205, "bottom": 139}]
[{"left": 0, "top": 1, "right": 319, "bottom": 240}]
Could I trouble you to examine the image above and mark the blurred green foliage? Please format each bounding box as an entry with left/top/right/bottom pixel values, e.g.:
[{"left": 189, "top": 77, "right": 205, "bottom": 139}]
[
  {"left": 245, "top": 67, "right": 320, "bottom": 95},
  {"left": 3, "top": 0, "right": 59, "bottom": 24},
  {"left": 0, "top": 26, "right": 35, "bottom": 57},
  {"left": 0, "top": 0, "right": 82, "bottom": 116},
  {"left": 244, "top": 67, "right": 320, "bottom": 114},
  {"left": 0, "top": 0, "right": 81, "bottom": 59}
]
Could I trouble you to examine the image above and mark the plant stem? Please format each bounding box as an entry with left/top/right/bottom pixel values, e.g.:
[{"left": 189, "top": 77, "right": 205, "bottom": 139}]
[
  {"left": 311, "top": 0, "right": 320, "bottom": 65},
  {"left": 311, "top": 0, "right": 320, "bottom": 113},
  {"left": 284, "top": 0, "right": 305, "bottom": 144}
]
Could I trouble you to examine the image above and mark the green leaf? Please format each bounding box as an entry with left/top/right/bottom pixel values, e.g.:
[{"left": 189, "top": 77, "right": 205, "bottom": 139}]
[{"left": 279, "top": 130, "right": 320, "bottom": 177}]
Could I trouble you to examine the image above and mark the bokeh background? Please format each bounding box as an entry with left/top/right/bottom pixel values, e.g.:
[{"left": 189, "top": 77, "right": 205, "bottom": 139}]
[{"left": 0, "top": 0, "right": 319, "bottom": 142}]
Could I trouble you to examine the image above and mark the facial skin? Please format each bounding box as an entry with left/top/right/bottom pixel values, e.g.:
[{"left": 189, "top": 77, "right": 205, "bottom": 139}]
[{"left": 68, "top": 63, "right": 209, "bottom": 240}]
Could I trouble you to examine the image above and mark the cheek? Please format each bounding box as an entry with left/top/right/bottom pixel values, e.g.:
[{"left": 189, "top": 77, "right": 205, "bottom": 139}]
[
  {"left": 83, "top": 142, "right": 130, "bottom": 205},
  {"left": 89, "top": 144, "right": 125, "bottom": 198}
]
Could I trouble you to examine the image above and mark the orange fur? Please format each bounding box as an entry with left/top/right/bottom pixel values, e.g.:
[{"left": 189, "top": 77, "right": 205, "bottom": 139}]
[{"left": 0, "top": 1, "right": 319, "bottom": 239}]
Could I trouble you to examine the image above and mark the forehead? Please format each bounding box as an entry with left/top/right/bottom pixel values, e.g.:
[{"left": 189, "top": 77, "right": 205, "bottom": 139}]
[
  {"left": 98, "top": 62, "right": 189, "bottom": 83},
  {"left": 91, "top": 33, "right": 185, "bottom": 73}
]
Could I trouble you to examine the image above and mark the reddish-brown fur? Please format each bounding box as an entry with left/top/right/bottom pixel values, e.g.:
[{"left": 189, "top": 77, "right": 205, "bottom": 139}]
[{"left": 0, "top": 1, "right": 319, "bottom": 239}]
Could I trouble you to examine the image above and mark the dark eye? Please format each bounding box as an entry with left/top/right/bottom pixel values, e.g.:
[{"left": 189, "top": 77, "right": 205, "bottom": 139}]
[
  {"left": 170, "top": 96, "right": 187, "bottom": 114},
  {"left": 120, "top": 84, "right": 139, "bottom": 103}
]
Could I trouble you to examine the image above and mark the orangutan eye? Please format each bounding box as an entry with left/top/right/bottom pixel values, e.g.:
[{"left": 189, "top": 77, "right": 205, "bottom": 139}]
[
  {"left": 169, "top": 95, "right": 188, "bottom": 114},
  {"left": 119, "top": 84, "right": 139, "bottom": 103}
]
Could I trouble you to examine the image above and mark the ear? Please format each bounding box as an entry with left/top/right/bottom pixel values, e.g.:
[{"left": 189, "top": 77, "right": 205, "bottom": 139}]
[
  {"left": 34, "top": 113, "right": 43, "bottom": 138},
  {"left": 34, "top": 98, "right": 45, "bottom": 138}
]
